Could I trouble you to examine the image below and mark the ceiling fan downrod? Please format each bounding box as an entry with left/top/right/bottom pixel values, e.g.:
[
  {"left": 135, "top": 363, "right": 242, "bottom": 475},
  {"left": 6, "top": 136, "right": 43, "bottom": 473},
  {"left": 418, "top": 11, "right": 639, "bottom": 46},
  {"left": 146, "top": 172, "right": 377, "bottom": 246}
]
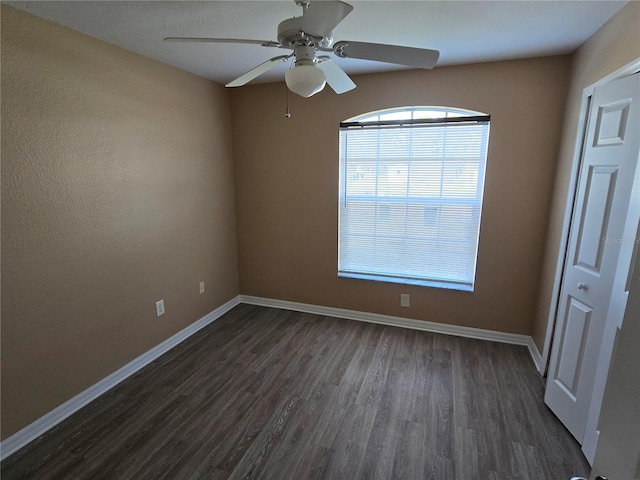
[{"left": 295, "top": 1, "right": 311, "bottom": 10}]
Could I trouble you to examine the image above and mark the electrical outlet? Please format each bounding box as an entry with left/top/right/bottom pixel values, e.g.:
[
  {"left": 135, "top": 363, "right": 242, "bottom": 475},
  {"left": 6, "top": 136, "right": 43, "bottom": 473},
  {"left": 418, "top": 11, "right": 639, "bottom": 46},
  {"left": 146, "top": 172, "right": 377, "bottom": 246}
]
[
  {"left": 155, "top": 299, "right": 165, "bottom": 317},
  {"left": 400, "top": 294, "right": 410, "bottom": 307},
  {"left": 199, "top": 281, "right": 205, "bottom": 294}
]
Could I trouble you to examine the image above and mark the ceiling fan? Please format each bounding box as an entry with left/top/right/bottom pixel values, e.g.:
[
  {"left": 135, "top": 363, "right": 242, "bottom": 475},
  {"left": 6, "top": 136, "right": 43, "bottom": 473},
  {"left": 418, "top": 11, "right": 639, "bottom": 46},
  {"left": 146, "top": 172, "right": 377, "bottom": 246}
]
[{"left": 164, "top": 0, "right": 439, "bottom": 98}]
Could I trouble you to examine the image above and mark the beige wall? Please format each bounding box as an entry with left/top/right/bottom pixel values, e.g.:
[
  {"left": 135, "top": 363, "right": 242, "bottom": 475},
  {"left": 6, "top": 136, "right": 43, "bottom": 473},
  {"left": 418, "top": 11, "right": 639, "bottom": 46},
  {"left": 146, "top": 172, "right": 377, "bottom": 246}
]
[
  {"left": 532, "top": 1, "right": 640, "bottom": 353},
  {"left": 232, "top": 55, "right": 571, "bottom": 336},
  {"left": 0, "top": 5, "right": 239, "bottom": 439}
]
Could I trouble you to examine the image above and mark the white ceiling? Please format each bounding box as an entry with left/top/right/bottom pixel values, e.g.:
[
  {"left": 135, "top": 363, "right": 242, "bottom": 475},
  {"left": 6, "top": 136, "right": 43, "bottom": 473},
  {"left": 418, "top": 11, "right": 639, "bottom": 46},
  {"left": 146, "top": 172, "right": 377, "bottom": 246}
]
[{"left": 7, "top": 0, "right": 628, "bottom": 86}]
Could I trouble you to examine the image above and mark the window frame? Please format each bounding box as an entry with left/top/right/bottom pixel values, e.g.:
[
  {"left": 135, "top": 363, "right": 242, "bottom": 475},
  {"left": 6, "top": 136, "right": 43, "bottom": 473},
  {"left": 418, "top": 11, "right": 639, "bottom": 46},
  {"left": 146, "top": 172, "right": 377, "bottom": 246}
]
[{"left": 338, "top": 106, "right": 491, "bottom": 292}]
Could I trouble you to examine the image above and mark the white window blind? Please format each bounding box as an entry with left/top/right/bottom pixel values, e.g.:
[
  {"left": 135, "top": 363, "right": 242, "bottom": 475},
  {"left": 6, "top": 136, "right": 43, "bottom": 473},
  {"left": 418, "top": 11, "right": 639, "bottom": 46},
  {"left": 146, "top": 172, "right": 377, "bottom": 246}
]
[{"left": 338, "top": 108, "right": 490, "bottom": 291}]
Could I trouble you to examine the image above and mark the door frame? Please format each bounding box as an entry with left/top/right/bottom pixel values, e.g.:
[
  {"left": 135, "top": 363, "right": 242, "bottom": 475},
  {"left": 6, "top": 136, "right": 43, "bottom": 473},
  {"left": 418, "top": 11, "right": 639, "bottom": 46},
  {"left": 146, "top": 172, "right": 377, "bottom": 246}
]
[{"left": 540, "top": 57, "right": 640, "bottom": 376}]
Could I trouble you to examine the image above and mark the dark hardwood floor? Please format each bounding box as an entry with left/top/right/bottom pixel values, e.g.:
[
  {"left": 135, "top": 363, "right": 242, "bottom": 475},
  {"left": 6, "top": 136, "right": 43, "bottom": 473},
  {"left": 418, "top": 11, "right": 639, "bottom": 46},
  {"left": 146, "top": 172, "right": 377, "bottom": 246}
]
[{"left": 1, "top": 304, "right": 590, "bottom": 479}]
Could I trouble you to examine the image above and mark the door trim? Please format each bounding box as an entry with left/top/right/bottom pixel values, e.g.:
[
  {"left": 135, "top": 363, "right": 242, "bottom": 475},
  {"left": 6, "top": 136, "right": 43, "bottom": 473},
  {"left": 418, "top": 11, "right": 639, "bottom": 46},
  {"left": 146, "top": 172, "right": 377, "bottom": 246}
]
[{"left": 541, "top": 57, "right": 640, "bottom": 376}]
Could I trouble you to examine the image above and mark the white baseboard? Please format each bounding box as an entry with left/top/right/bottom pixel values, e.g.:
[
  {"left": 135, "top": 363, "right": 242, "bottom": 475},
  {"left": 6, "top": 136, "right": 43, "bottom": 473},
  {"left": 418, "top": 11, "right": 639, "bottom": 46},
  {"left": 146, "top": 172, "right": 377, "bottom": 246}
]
[
  {"left": 240, "top": 295, "right": 541, "bottom": 369},
  {"left": 527, "top": 337, "right": 545, "bottom": 374},
  {"left": 0, "top": 295, "right": 241, "bottom": 461}
]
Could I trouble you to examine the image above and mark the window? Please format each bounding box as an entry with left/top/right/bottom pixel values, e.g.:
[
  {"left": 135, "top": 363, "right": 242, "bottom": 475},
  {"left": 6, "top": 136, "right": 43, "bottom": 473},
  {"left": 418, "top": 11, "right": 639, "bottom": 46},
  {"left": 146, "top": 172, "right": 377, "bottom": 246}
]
[{"left": 338, "top": 106, "right": 490, "bottom": 291}]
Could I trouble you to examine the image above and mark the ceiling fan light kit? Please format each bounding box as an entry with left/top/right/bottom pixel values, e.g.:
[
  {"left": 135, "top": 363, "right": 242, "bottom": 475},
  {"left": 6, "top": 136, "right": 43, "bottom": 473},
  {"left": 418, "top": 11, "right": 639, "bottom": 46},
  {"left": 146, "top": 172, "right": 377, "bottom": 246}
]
[
  {"left": 164, "top": 0, "right": 440, "bottom": 98},
  {"left": 285, "top": 64, "right": 326, "bottom": 98}
]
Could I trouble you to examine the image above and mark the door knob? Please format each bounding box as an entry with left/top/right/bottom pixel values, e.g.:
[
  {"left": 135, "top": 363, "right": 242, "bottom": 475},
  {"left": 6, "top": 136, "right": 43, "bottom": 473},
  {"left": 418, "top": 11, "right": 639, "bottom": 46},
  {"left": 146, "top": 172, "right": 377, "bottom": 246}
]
[{"left": 577, "top": 282, "right": 588, "bottom": 290}]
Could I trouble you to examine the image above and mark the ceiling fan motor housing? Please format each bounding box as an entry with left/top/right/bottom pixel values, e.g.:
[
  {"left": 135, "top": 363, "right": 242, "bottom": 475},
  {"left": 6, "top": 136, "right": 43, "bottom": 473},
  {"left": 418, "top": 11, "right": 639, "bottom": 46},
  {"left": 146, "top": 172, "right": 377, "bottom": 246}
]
[{"left": 277, "top": 16, "right": 333, "bottom": 48}]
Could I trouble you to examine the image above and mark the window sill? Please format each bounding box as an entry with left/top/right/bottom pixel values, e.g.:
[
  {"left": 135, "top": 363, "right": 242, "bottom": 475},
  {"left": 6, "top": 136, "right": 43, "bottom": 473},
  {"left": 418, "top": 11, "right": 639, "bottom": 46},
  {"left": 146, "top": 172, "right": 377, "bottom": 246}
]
[{"left": 338, "top": 272, "right": 474, "bottom": 292}]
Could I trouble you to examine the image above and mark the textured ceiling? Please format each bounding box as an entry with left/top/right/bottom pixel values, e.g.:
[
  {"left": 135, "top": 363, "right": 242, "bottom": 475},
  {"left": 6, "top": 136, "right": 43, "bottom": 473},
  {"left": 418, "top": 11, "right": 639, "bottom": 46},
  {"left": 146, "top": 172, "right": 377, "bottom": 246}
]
[{"left": 7, "top": 1, "right": 628, "bottom": 86}]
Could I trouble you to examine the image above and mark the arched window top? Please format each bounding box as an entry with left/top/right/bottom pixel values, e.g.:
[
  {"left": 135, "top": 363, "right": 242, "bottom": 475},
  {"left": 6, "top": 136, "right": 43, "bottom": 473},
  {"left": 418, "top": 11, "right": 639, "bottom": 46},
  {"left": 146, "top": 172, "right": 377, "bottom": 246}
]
[{"left": 345, "top": 106, "right": 488, "bottom": 123}]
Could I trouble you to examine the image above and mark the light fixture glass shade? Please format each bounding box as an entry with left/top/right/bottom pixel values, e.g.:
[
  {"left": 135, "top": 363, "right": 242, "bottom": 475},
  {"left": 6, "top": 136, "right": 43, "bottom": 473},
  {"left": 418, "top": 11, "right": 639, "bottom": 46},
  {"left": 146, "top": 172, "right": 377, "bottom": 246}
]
[{"left": 285, "top": 64, "right": 326, "bottom": 98}]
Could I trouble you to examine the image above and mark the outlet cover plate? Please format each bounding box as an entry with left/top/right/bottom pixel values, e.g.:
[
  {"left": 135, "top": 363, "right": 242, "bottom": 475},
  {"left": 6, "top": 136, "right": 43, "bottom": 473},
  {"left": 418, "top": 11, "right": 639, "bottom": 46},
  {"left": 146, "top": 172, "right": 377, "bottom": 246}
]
[
  {"left": 400, "top": 294, "right": 410, "bottom": 307},
  {"left": 155, "top": 299, "right": 165, "bottom": 317}
]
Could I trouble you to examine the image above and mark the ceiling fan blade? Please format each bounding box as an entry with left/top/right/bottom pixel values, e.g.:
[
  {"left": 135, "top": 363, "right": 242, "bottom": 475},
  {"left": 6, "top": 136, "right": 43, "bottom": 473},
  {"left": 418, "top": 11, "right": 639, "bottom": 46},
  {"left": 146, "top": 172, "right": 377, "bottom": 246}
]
[
  {"left": 302, "top": 1, "right": 353, "bottom": 38},
  {"left": 334, "top": 41, "right": 439, "bottom": 69},
  {"left": 317, "top": 58, "right": 356, "bottom": 94},
  {"left": 164, "top": 37, "right": 281, "bottom": 48},
  {"left": 226, "top": 55, "right": 291, "bottom": 87}
]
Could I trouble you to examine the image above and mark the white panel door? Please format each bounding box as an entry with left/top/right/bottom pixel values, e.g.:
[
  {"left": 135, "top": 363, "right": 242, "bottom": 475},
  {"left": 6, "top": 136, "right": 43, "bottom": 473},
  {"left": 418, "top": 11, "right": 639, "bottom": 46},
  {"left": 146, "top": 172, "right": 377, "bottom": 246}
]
[{"left": 545, "top": 72, "right": 640, "bottom": 443}]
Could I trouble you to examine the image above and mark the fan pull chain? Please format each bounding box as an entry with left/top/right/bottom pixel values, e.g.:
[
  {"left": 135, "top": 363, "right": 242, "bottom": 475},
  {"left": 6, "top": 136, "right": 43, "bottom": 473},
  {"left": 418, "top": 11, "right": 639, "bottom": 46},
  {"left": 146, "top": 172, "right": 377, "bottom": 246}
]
[{"left": 285, "top": 81, "right": 291, "bottom": 118}]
